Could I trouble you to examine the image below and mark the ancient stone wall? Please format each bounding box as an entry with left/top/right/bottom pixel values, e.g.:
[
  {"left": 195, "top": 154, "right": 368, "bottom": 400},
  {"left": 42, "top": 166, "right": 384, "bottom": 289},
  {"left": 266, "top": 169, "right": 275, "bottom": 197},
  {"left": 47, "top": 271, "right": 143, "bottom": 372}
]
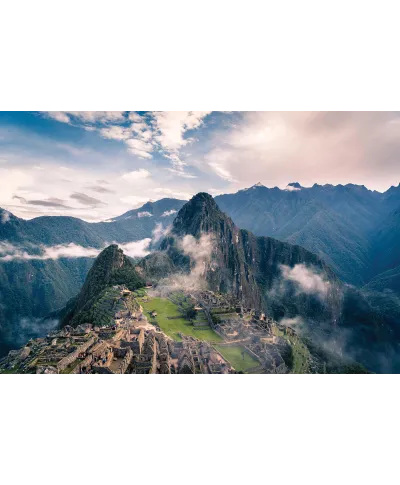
[{"left": 57, "top": 336, "right": 96, "bottom": 372}]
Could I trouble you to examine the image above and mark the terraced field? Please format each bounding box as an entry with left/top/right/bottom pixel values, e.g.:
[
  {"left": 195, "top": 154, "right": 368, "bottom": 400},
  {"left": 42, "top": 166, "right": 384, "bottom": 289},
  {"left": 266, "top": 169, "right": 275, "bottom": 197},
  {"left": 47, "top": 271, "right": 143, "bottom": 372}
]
[
  {"left": 139, "top": 295, "right": 222, "bottom": 343},
  {"left": 214, "top": 345, "right": 259, "bottom": 372}
]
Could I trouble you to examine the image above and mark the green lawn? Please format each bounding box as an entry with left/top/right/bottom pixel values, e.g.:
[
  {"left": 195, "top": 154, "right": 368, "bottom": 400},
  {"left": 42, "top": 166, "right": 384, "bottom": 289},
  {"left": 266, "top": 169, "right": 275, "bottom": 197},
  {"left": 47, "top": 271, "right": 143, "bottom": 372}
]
[
  {"left": 214, "top": 345, "right": 259, "bottom": 372},
  {"left": 139, "top": 296, "right": 222, "bottom": 343}
]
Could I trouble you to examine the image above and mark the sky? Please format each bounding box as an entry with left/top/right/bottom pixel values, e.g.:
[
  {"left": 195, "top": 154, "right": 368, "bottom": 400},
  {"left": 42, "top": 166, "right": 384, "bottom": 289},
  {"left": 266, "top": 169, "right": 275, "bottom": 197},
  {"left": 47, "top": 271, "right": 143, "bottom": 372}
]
[{"left": 0, "top": 111, "right": 399, "bottom": 221}]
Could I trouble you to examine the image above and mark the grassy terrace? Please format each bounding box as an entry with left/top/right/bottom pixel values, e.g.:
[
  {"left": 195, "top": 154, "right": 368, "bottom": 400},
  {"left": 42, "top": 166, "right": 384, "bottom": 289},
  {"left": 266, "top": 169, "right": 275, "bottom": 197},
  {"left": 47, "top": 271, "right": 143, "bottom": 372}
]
[
  {"left": 139, "top": 295, "right": 222, "bottom": 343},
  {"left": 272, "top": 326, "right": 310, "bottom": 374},
  {"left": 214, "top": 345, "right": 259, "bottom": 372}
]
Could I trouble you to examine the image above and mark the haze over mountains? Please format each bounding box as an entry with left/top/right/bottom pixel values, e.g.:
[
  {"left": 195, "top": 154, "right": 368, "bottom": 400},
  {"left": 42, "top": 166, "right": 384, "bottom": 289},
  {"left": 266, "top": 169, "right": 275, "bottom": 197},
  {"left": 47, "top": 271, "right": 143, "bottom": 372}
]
[{"left": 1, "top": 181, "right": 400, "bottom": 370}]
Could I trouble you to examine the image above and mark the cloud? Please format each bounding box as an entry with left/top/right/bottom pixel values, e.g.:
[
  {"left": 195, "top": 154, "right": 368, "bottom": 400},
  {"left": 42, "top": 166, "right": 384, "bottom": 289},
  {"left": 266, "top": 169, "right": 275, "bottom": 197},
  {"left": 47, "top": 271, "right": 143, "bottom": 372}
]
[
  {"left": 156, "top": 234, "right": 214, "bottom": 296},
  {"left": 152, "top": 111, "right": 211, "bottom": 152},
  {"left": 208, "top": 161, "right": 236, "bottom": 182},
  {"left": 279, "top": 316, "right": 305, "bottom": 327},
  {"left": 117, "top": 239, "right": 151, "bottom": 258},
  {"left": 70, "top": 192, "right": 105, "bottom": 207},
  {"left": 161, "top": 209, "right": 177, "bottom": 217},
  {"left": 121, "top": 168, "right": 151, "bottom": 183},
  {"left": 119, "top": 195, "right": 149, "bottom": 207},
  {"left": 10, "top": 317, "right": 60, "bottom": 348},
  {"left": 99, "top": 125, "right": 132, "bottom": 141},
  {"left": 152, "top": 187, "right": 192, "bottom": 199},
  {"left": 13, "top": 195, "right": 72, "bottom": 208},
  {"left": 45, "top": 111, "right": 71, "bottom": 123},
  {"left": 0, "top": 239, "right": 152, "bottom": 262},
  {"left": 280, "top": 264, "right": 330, "bottom": 299},
  {"left": 152, "top": 222, "right": 171, "bottom": 243},
  {"left": 0, "top": 242, "right": 100, "bottom": 261},
  {"left": 137, "top": 211, "right": 152, "bottom": 218},
  {"left": 201, "top": 111, "right": 400, "bottom": 191},
  {"left": 86, "top": 185, "right": 115, "bottom": 194},
  {"left": 152, "top": 111, "right": 210, "bottom": 176},
  {"left": 73, "top": 112, "right": 126, "bottom": 124},
  {"left": 125, "top": 138, "right": 153, "bottom": 159}
]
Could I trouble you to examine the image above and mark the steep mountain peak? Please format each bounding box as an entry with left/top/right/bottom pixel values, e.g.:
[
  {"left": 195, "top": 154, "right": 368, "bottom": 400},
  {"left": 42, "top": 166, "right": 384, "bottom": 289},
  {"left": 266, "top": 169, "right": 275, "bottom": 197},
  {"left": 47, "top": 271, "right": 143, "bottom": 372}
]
[
  {"left": 63, "top": 244, "right": 145, "bottom": 324},
  {"left": 171, "top": 192, "right": 231, "bottom": 237}
]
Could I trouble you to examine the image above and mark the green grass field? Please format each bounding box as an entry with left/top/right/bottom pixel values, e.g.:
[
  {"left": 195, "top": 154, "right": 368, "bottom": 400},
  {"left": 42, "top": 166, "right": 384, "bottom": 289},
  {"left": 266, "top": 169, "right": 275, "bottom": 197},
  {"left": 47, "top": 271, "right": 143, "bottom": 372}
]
[
  {"left": 139, "top": 296, "right": 223, "bottom": 343},
  {"left": 214, "top": 345, "right": 259, "bottom": 372}
]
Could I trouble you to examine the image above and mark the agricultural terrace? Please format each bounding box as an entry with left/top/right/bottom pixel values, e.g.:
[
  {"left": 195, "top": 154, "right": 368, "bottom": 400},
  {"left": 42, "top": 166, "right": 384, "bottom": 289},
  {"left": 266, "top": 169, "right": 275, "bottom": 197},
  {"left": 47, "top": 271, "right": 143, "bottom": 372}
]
[
  {"left": 138, "top": 294, "right": 222, "bottom": 343},
  {"left": 214, "top": 345, "right": 259, "bottom": 372}
]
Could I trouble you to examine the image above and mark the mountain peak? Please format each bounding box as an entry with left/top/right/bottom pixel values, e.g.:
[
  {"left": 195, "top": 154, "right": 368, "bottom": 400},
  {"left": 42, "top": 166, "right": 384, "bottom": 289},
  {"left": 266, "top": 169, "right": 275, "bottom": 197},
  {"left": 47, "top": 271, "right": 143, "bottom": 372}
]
[
  {"left": 62, "top": 244, "right": 145, "bottom": 326},
  {"left": 171, "top": 192, "right": 232, "bottom": 238}
]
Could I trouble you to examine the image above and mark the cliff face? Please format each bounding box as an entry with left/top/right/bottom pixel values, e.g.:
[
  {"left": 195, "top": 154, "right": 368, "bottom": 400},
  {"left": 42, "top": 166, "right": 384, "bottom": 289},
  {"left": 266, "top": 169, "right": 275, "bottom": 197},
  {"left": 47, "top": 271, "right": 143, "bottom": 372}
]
[{"left": 158, "top": 193, "right": 342, "bottom": 321}]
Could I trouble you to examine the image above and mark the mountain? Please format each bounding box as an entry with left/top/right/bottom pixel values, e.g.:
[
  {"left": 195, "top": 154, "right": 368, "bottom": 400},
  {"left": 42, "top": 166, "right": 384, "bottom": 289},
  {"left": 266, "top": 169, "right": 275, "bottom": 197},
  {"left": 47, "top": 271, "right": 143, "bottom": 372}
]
[
  {"left": 0, "top": 198, "right": 185, "bottom": 247},
  {"left": 140, "top": 193, "right": 400, "bottom": 372},
  {"left": 3, "top": 183, "right": 400, "bottom": 367},
  {"left": 368, "top": 206, "right": 400, "bottom": 278},
  {"left": 0, "top": 199, "right": 184, "bottom": 353},
  {"left": 60, "top": 244, "right": 145, "bottom": 326},
  {"left": 215, "top": 183, "right": 400, "bottom": 285},
  {"left": 143, "top": 193, "right": 341, "bottom": 322},
  {"left": 364, "top": 266, "right": 400, "bottom": 295}
]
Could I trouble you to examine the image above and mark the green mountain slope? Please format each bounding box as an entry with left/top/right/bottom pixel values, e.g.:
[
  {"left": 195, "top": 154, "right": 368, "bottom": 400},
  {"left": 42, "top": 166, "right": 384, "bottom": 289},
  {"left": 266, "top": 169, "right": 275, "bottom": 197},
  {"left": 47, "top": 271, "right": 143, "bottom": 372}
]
[{"left": 61, "top": 244, "right": 145, "bottom": 326}]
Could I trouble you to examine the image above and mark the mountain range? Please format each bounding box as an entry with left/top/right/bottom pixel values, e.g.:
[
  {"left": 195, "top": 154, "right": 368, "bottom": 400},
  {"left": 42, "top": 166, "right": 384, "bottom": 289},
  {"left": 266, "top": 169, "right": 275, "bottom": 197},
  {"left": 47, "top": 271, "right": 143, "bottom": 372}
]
[
  {"left": 1, "top": 182, "right": 400, "bottom": 369},
  {"left": 215, "top": 182, "right": 400, "bottom": 286}
]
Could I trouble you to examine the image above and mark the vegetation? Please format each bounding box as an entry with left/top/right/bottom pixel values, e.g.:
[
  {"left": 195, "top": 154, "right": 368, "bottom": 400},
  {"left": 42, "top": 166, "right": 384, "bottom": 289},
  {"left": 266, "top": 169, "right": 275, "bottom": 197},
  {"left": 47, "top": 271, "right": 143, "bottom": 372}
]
[
  {"left": 139, "top": 295, "right": 222, "bottom": 342},
  {"left": 214, "top": 345, "right": 259, "bottom": 372},
  {"left": 272, "top": 326, "right": 310, "bottom": 374},
  {"left": 61, "top": 245, "right": 145, "bottom": 326}
]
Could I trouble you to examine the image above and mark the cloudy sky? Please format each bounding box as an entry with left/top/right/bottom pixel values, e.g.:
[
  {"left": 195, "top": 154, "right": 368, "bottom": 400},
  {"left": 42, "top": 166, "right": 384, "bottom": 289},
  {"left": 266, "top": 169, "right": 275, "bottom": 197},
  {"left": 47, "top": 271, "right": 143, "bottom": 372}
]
[{"left": 0, "top": 111, "right": 399, "bottom": 221}]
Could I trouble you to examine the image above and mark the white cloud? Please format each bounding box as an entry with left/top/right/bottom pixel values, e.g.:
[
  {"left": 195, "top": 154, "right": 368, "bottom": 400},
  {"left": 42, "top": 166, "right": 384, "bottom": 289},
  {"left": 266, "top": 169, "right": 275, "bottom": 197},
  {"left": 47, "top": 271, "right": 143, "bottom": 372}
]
[
  {"left": 0, "top": 242, "right": 100, "bottom": 261},
  {"left": 156, "top": 233, "right": 214, "bottom": 295},
  {"left": 152, "top": 187, "right": 192, "bottom": 200},
  {"left": 45, "top": 111, "right": 71, "bottom": 123},
  {"left": 0, "top": 239, "right": 152, "bottom": 261},
  {"left": 208, "top": 161, "right": 236, "bottom": 182},
  {"left": 121, "top": 168, "right": 151, "bottom": 182},
  {"left": 280, "top": 264, "right": 330, "bottom": 298},
  {"left": 70, "top": 111, "right": 126, "bottom": 124},
  {"left": 119, "top": 195, "right": 149, "bottom": 207},
  {"left": 151, "top": 111, "right": 210, "bottom": 177},
  {"left": 137, "top": 211, "right": 152, "bottom": 218},
  {"left": 117, "top": 239, "right": 151, "bottom": 258},
  {"left": 152, "top": 111, "right": 210, "bottom": 152},
  {"left": 152, "top": 222, "right": 171, "bottom": 243},
  {"left": 161, "top": 209, "right": 177, "bottom": 217},
  {"left": 100, "top": 125, "right": 132, "bottom": 141},
  {"left": 125, "top": 138, "right": 153, "bottom": 158},
  {"left": 280, "top": 316, "right": 305, "bottom": 327},
  {"left": 0, "top": 168, "right": 34, "bottom": 205}
]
